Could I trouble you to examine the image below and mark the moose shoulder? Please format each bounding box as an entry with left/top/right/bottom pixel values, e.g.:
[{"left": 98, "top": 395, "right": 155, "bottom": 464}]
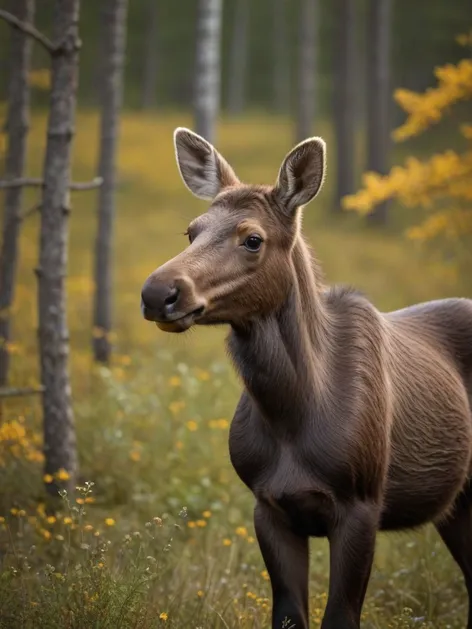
[{"left": 141, "top": 128, "right": 472, "bottom": 629}]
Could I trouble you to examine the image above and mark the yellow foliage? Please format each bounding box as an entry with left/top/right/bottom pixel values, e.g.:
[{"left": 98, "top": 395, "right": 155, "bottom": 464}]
[
  {"left": 393, "top": 59, "right": 472, "bottom": 141},
  {"left": 344, "top": 33, "right": 472, "bottom": 267}
]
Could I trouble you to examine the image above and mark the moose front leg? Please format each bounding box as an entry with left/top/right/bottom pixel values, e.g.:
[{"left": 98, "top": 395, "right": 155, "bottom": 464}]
[
  {"left": 254, "top": 501, "right": 309, "bottom": 629},
  {"left": 321, "top": 502, "right": 379, "bottom": 629}
]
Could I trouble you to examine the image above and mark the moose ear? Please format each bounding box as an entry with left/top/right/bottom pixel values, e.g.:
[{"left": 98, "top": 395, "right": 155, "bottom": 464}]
[
  {"left": 173, "top": 127, "right": 240, "bottom": 201},
  {"left": 274, "top": 137, "right": 326, "bottom": 214}
]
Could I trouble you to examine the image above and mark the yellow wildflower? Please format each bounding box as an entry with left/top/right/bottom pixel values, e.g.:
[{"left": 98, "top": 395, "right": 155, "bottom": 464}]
[
  {"left": 10, "top": 508, "right": 18, "bottom": 516},
  {"left": 0, "top": 517, "right": 5, "bottom": 523},
  {"left": 85, "top": 497, "right": 95, "bottom": 504},
  {"left": 46, "top": 516, "right": 56, "bottom": 524},
  {"left": 159, "top": 612, "right": 168, "bottom": 621},
  {"left": 187, "top": 521, "right": 196, "bottom": 529},
  {"left": 196, "top": 519, "right": 206, "bottom": 527},
  {"left": 202, "top": 510, "right": 211, "bottom": 518},
  {"left": 186, "top": 420, "right": 198, "bottom": 431},
  {"left": 196, "top": 369, "right": 210, "bottom": 381},
  {"left": 40, "top": 529, "right": 51, "bottom": 540},
  {"left": 169, "top": 401, "right": 185, "bottom": 415},
  {"left": 130, "top": 450, "right": 141, "bottom": 462},
  {"left": 197, "top": 590, "right": 204, "bottom": 597},
  {"left": 76, "top": 498, "right": 85, "bottom": 505},
  {"left": 56, "top": 468, "right": 70, "bottom": 481},
  {"left": 105, "top": 518, "right": 115, "bottom": 527},
  {"left": 261, "top": 570, "right": 269, "bottom": 580},
  {"left": 63, "top": 517, "right": 73, "bottom": 525},
  {"left": 235, "top": 526, "right": 248, "bottom": 537},
  {"left": 223, "top": 538, "right": 232, "bottom": 546},
  {"left": 168, "top": 376, "right": 181, "bottom": 386}
]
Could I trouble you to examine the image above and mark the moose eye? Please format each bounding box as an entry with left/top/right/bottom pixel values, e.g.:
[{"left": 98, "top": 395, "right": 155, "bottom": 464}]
[{"left": 243, "top": 235, "right": 263, "bottom": 252}]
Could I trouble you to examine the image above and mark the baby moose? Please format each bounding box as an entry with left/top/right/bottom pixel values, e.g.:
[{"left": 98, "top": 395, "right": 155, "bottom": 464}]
[{"left": 141, "top": 128, "right": 472, "bottom": 629}]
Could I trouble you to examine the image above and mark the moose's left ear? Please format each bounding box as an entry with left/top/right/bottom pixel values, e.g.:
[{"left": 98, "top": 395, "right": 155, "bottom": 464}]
[{"left": 274, "top": 137, "right": 326, "bottom": 214}]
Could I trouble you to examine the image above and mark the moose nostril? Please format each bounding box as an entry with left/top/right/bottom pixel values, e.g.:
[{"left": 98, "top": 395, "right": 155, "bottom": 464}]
[{"left": 164, "top": 287, "right": 179, "bottom": 308}]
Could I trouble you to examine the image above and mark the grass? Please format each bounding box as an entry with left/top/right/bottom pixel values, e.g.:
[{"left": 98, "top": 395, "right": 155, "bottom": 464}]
[{"left": 0, "top": 110, "right": 470, "bottom": 628}]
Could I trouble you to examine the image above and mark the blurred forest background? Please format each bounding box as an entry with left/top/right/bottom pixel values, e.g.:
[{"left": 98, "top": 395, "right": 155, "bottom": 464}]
[
  {"left": 0, "top": 0, "right": 466, "bottom": 114},
  {"left": 0, "top": 0, "right": 471, "bottom": 627}
]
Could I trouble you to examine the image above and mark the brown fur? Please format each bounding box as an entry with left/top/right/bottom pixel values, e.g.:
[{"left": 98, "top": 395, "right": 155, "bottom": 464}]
[{"left": 141, "top": 128, "right": 472, "bottom": 629}]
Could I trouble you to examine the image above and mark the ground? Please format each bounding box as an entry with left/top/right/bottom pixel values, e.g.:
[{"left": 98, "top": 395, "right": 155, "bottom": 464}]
[{"left": 0, "top": 111, "right": 468, "bottom": 627}]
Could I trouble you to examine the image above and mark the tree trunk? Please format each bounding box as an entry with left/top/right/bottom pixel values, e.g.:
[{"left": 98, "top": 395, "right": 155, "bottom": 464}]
[
  {"left": 366, "top": 0, "right": 392, "bottom": 225},
  {"left": 38, "top": 0, "right": 81, "bottom": 494},
  {"left": 226, "top": 0, "right": 249, "bottom": 115},
  {"left": 0, "top": 0, "right": 34, "bottom": 387},
  {"left": 272, "top": 0, "right": 290, "bottom": 113},
  {"left": 296, "top": 0, "right": 317, "bottom": 142},
  {"left": 93, "top": 0, "right": 128, "bottom": 364},
  {"left": 194, "top": 0, "right": 222, "bottom": 143},
  {"left": 141, "top": 0, "right": 158, "bottom": 109},
  {"left": 333, "top": 0, "right": 357, "bottom": 212}
]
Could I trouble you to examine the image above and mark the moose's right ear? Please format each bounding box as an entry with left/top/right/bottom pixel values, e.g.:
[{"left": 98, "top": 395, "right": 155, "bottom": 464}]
[{"left": 173, "top": 128, "right": 240, "bottom": 201}]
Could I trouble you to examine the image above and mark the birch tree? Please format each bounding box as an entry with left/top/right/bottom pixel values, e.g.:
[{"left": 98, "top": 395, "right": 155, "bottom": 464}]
[
  {"left": 0, "top": 1, "right": 101, "bottom": 491},
  {"left": 226, "top": 0, "right": 249, "bottom": 115},
  {"left": 141, "top": 0, "right": 158, "bottom": 109},
  {"left": 333, "top": 0, "right": 357, "bottom": 211},
  {"left": 38, "top": 0, "right": 81, "bottom": 492},
  {"left": 194, "top": 0, "right": 222, "bottom": 142},
  {"left": 93, "top": 0, "right": 128, "bottom": 364},
  {"left": 296, "top": 0, "right": 317, "bottom": 142},
  {"left": 366, "top": 0, "right": 392, "bottom": 225},
  {"left": 0, "top": 0, "right": 34, "bottom": 387},
  {"left": 272, "top": 0, "right": 290, "bottom": 113}
]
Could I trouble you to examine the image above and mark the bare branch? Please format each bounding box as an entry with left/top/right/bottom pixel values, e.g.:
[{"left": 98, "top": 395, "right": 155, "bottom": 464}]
[
  {"left": 20, "top": 202, "right": 42, "bottom": 220},
  {"left": 0, "top": 176, "right": 103, "bottom": 190},
  {"left": 0, "top": 386, "right": 45, "bottom": 398},
  {"left": 70, "top": 177, "right": 103, "bottom": 191},
  {"left": 0, "top": 9, "right": 55, "bottom": 53},
  {"left": 0, "top": 177, "right": 42, "bottom": 189}
]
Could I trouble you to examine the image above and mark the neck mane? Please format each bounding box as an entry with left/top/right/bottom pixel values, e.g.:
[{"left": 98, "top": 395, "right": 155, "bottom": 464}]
[{"left": 227, "top": 235, "right": 333, "bottom": 430}]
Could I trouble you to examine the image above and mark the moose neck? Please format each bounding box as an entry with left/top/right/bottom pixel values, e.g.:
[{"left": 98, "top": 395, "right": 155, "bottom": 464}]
[{"left": 227, "top": 235, "right": 332, "bottom": 430}]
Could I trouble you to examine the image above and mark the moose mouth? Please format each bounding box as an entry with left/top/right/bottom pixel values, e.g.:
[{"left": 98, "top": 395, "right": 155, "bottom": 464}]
[{"left": 151, "top": 306, "right": 205, "bottom": 334}]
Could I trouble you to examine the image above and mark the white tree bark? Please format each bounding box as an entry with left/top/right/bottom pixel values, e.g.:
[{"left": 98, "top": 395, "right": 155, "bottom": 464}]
[
  {"left": 366, "top": 0, "right": 392, "bottom": 225},
  {"left": 296, "top": 0, "right": 318, "bottom": 142},
  {"left": 272, "top": 0, "right": 290, "bottom": 113},
  {"left": 38, "top": 0, "right": 81, "bottom": 493},
  {"left": 0, "top": 0, "right": 34, "bottom": 387},
  {"left": 333, "top": 0, "right": 357, "bottom": 211},
  {"left": 226, "top": 0, "right": 249, "bottom": 115},
  {"left": 93, "top": 0, "right": 128, "bottom": 364},
  {"left": 194, "top": 0, "right": 222, "bottom": 142}
]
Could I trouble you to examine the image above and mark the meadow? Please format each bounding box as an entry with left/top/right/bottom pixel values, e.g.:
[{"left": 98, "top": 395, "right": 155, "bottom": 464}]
[{"left": 0, "top": 110, "right": 469, "bottom": 628}]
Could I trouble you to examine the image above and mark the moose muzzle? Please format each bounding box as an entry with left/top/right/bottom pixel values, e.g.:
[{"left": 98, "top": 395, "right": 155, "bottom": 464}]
[{"left": 141, "top": 273, "right": 206, "bottom": 333}]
